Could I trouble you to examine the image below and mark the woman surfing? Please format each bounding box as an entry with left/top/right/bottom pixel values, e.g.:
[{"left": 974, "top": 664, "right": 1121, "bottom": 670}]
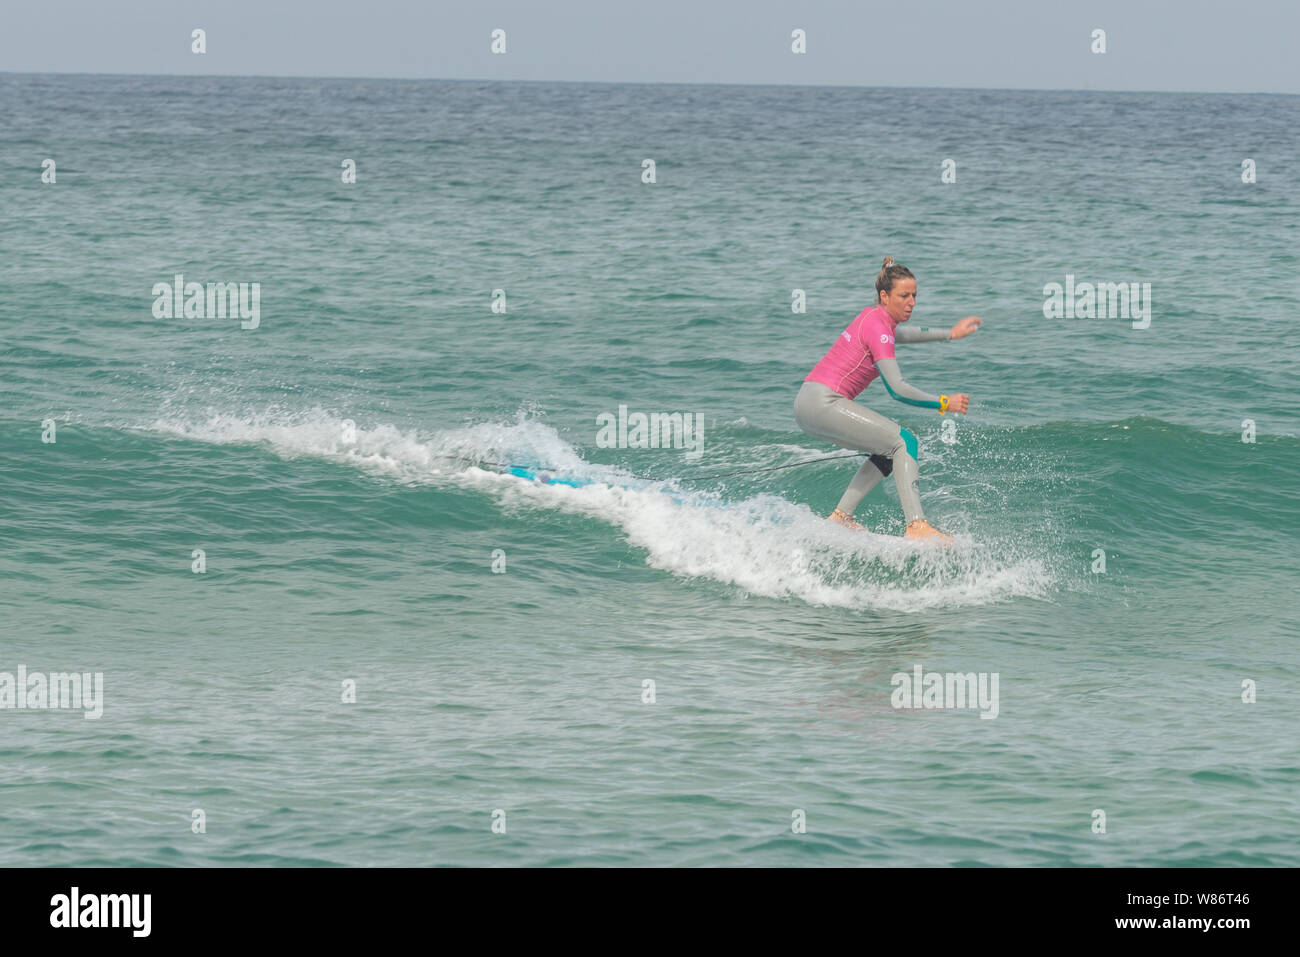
[{"left": 794, "top": 257, "right": 982, "bottom": 543}]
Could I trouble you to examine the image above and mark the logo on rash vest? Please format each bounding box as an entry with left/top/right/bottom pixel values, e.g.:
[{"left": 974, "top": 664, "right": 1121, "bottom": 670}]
[
  {"left": 841, "top": 330, "right": 852, "bottom": 342},
  {"left": 880, "top": 334, "right": 893, "bottom": 344}
]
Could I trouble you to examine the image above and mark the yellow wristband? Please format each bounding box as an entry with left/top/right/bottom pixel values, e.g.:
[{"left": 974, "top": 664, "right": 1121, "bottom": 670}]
[{"left": 939, "top": 395, "right": 950, "bottom": 414}]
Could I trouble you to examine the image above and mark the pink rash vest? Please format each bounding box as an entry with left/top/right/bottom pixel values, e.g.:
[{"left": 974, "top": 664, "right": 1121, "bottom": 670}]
[{"left": 804, "top": 304, "right": 897, "bottom": 400}]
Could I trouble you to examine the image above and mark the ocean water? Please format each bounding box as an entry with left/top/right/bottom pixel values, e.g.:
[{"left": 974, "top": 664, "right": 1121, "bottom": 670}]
[{"left": 1, "top": 74, "right": 1298, "bottom": 866}]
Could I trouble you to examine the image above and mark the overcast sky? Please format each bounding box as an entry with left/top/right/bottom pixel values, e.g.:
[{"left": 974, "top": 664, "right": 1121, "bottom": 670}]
[{"left": 1, "top": 0, "right": 1295, "bottom": 95}]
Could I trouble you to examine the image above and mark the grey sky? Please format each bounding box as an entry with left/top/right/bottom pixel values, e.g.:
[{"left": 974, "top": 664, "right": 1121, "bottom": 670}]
[{"left": 2, "top": 0, "right": 1295, "bottom": 95}]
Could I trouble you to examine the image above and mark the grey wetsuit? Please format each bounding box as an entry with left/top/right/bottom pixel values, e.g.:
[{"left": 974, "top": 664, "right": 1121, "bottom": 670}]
[{"left": 794, "top": 323, "right": 950, "bottom": 523}]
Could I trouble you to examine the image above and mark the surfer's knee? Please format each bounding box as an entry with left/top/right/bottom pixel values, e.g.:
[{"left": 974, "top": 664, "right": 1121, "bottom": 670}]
[
  {"left": 898, "top": 427, "right": 918, "bottom": 462},
  {"left": 881, "top": 428, "right": 918, "bottom": 466}
]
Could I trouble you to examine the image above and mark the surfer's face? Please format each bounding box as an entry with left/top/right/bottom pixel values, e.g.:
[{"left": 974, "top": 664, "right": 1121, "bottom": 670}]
[{"left": 880, "top": 278, "right": 917, "bottom": 323}]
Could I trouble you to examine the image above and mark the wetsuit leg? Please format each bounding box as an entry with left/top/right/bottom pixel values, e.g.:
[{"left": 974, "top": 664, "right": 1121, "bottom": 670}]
[
  {"left": 837, "top": 457, "right": 888, "bottom": 514},
  {"left": 794, "top": 381, "right": 924, "bottom": 523},
  {"left": 840, "top": 453, "right": 900, "bottom": 511}
]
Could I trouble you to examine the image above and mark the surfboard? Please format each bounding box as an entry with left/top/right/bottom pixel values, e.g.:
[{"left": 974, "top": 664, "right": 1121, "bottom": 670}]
[
  {"left": 501, "top": 465, "right": 745, "bottom": 515},
  {"left": 503, "top": 466, "right": 602, "bottom": 488}
]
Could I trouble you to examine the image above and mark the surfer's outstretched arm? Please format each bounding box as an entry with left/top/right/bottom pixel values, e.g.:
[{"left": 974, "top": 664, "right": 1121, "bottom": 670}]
[
  {"left": 895, "top": 326, "right": 951, "bottom": 343},
  {"left": 899, "top": 315, "right": 977, "bottom": 343},
  {"left": 875, "top": 359, "right": 970, "bottom": 415},
  {"left": 874, "top": 358, "right": 944, "bottom": 409},
  {"left": 896, "top": 316, "right": 982, "bottom": 343}
]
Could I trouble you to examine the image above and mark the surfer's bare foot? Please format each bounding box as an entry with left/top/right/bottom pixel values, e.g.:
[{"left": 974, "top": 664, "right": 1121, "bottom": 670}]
[
  {"left": 905, "top": 519, "right": 954, "bottom": 545},
  {"left": 828, "top": 508, "right": 865, "bottom": 531}
]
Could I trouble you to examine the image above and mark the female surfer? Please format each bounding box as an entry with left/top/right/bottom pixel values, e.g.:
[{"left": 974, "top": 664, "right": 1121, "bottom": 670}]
[{"left": 794, "top": 257, "right": 982, "bottom": 543}]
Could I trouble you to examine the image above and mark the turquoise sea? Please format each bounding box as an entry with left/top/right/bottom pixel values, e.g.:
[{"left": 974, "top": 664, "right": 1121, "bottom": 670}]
[{"left": 1, "top": 74, "right": 1298, "bottom": 866}]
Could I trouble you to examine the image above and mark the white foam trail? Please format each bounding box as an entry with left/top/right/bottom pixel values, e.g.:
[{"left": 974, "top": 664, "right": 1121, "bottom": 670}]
[
  {"left": 148, "top": 407, "right": 440, "bottom": 482},
  {"left": 143, "top": 409, "right": 1056, "bottom": 611},
  {"left": 490, "top": 479, "right": 1053, "bottom": 611}
]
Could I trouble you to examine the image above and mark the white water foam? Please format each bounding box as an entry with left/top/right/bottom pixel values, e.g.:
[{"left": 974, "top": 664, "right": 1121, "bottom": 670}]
[{"left": 144, "top": 408, "right": 1057, "bottom": 611}]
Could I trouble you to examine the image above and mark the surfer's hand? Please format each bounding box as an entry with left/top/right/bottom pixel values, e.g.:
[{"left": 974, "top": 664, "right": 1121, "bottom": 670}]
[
  {"left": 948, "top": 393, "right": 970, "bottom": 414},
  {"left": 949, "top": 317, "right": 982, "bottom": 339}
]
